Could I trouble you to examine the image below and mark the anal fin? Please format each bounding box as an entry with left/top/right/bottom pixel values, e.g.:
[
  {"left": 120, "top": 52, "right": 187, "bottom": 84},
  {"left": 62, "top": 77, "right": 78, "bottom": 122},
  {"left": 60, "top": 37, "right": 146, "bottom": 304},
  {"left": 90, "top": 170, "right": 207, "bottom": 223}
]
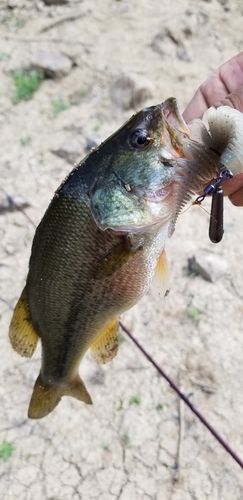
[
  {"left": 90, "top": 318, "right": 119, "bottom": 365},
  {"left": 28, "top": 372, "right": 92, "bottom": 419},
  {"left": 9, "top": 286, "right": 39, "bottom": 358},
  {"left": 152, "top": 250, "right": 170, "bottom": 297}
]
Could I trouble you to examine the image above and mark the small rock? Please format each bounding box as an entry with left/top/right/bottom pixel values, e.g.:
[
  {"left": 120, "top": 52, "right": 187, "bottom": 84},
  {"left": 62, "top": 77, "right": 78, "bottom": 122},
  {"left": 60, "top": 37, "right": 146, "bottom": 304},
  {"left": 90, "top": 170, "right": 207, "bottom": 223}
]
[
  {"left": 89, "top": 368, "right": 105, "bottom": 385},
  {"left": 8, "top": 0, "right": 18, "bottom": 7},
  {"left": 110, "top": 75, "right": 153, "bottom": 110},
  {"left": 151, "top": 8, "right": 208, "bottom": 59},
  {"left": 0, "top": 194, "right": 30, "bottom": 215},
  {"left": 176, "top": 41, "right": 192, "bottom": 62},
  {"left": 52, "top": 137, "right": 83, "bottom": 164},
  {"left": 69, "top": 88, "right": 88, "bottom": 106},
  {"left": 43, "top": 0, "right": 68, "bottom": 5},
  {"left": 85, "top": 137, "right": 100, "bottom": 153},
  {"left": 188, "top": 252, "right": 227, "bottom": 282},
  {"left": 31, "top": 52, "right": 72, "bottom": 79}
]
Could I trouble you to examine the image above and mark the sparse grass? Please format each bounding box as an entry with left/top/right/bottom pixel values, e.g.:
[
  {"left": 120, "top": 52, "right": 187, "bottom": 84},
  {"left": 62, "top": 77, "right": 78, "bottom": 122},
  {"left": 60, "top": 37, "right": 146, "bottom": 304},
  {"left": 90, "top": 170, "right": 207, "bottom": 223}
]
[
  {"left": 0, "top": 441, "right": 15, "bottom": 462},
  {"left": 12, "top": 69, "right": 44, "bottom": 104},
  {"left": 51, "top": 98, "right": 69, "bottom": 118},
  {"left": 118, "top": 332, "right": 126, "bottom": 345},
  {"left": 1, "top": 14, "right": 11, "bottom": 24},
  {"left": 187, "top": 305, "right": 201, "bottom": 324},
  {"left": 122, "top": 433, "right": 130, "bottom": 446},
  {"left": 102, "top": 444, "right": 109, "bottom": 451},
  {"left": 117, "top": 400, "right": 123, "bottom": 411},
  {"left": 93, "top": 118, "right": 103, "bottom": 132},
  {"left": 20, "top": 135, "right": 31, "bottom": 146},
  {"left": 15, "top": 18, "right": 25, "bottom": 28},
  {"left": 129, "top": 395, "right": 142, "bottom": 405}
]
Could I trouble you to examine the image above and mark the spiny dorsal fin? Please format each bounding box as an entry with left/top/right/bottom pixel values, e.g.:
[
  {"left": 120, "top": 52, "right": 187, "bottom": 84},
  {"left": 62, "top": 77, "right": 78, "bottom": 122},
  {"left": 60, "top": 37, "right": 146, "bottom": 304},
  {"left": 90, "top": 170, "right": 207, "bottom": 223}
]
[
  {"left": 90, "top": 318, "right": 119, "bottom": 365},
  {"left": 28, "top": 372, "right": 92, "bottom": 419},
  {"left": 9, "top": 286, "right": 39, "bottom": 358},
  {"left": 152, "top": 250, "right": 170, "bottom": 297}
]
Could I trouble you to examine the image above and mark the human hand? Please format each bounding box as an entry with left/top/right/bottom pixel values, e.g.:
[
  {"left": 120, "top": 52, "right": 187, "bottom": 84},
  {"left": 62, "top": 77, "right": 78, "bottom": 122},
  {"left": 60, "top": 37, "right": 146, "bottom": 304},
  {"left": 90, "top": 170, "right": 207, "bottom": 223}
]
[{"left": 183, "top": 52, "right": 243, "bottom": 206}]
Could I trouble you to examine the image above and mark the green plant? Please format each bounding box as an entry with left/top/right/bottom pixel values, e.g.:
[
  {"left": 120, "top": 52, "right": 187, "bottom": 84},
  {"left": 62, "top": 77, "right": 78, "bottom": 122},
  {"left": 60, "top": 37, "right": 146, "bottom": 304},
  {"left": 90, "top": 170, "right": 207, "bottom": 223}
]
[
  {"left": 129, "top": 395, "right": 142, "bottom": 405},
  {"left": 102, "top": 444, "right": 109, "bottom": 451},
  {"left": 156, "top": 403, "right": 163, "bottom": 411},
  {"left": 20, "top": 135, "right": 31, "bottom": 146},
  {"left": 13, "top": 69, "right": 43, "bottom": 104},
  {"left": 0, "top": 441, "right": 15, "bottom": 462},
  {"left": 1, "top": 14, "right": 11, "bottom": 23},
  {"left": 15, "top": 18, "right": 25, "bottom": 28},
  {"left": 187, "top": 305, "right": 201, "bottom": 324},
  {"left": 51, "top": 98, "right": 69, "bottom": 118},
  {"left": 118, "top": 333, "right": 126, "bottom": 345},
  {"left": 93, "top": 118, "right": 103, "bottom": 132},
  {"left": 122, "top": 433, "right": 130, "bottom": 446},
  {"left": 117, "top": 400, "right": 123, "bottom": 411}
]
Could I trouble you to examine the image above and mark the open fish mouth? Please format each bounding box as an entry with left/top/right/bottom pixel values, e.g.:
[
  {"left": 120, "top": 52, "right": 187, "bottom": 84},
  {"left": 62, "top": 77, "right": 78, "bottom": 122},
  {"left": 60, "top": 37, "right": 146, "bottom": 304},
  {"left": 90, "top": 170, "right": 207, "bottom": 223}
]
[
  {"left": 157, "top": 99, "right": 243, "bottom": 236},
  {"left": 90, "top": 99, "right": 243, "bottom": 236}
]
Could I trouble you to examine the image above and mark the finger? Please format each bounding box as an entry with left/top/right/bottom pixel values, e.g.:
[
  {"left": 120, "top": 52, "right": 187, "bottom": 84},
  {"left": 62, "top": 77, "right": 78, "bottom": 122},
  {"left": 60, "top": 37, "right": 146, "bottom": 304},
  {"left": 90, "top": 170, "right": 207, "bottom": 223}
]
[
  {"left": 218, "top": 52, "right": 243, "bottom": 93},
  {"left": 222, "top": 173, "right": 243, "bottom": 206},
  {"left": 183, "top": 74, "right": 228, "bottom": 122},
  {"left": 183, "top": 51, "right": 243, "bottom": 122},
  {"left": 214, "top": 86, "right": 243, "bottom": 113},
  {"left": 228, "top": 187, "right": 243, "bottom": 206}
]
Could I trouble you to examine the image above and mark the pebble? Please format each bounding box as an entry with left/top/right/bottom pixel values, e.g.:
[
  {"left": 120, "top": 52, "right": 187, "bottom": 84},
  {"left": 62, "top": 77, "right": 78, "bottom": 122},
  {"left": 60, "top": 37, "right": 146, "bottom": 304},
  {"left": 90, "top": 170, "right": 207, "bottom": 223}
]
[
  {"left": 43, "top": 0, "right": 68, "bottom": 5},
  {"left": 188, "top": 252, "right": 228, "bottom": 282},
  {"left": 31, "top": 52, "right": 72, "bottom": 79},
  {"left": 52, "top": 137, "right": 83, "bottom": 164},
  {"left": 85, "top": 137, "right": 100, "bottom": 153},
  {"left": 110, "top": 75, "right": 153, "bottom": 110}
]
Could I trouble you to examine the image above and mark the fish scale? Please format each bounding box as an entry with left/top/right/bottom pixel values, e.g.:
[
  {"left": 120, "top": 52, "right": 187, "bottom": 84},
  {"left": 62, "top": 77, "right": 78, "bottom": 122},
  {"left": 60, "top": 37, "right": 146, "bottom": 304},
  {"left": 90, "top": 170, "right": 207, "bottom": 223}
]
[{"left": 8, "top": 98, "right": 243, "bottom": 419}]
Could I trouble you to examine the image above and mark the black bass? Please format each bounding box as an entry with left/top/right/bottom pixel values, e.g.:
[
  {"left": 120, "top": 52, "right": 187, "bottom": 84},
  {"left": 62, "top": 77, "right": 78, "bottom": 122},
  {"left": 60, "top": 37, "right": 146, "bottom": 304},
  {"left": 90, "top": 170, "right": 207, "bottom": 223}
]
[{"left": 9, "top": 99, "right": 243, "bottom": 419}]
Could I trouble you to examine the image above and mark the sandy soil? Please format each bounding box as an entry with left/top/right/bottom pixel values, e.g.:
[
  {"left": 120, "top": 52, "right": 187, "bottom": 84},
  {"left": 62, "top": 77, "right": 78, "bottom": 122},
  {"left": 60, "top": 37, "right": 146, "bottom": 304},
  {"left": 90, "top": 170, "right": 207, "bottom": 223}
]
[{"left": 1, "top": 0, "right": 243, "bottom": 498}]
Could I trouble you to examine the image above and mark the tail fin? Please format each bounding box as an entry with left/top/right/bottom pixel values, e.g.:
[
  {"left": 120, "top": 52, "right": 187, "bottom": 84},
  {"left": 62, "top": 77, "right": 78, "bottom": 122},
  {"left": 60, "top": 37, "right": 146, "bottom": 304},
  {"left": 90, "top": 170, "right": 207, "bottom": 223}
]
[{"left": 28, "top": 372, "right": 92, "bottom": 419}]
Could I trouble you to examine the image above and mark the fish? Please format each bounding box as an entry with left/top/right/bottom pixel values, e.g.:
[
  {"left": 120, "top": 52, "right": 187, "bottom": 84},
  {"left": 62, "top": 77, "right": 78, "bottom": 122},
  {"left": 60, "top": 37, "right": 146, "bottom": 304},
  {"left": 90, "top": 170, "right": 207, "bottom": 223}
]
[{"left": 8, "top": 98, "right": 243, "bottom": 419}]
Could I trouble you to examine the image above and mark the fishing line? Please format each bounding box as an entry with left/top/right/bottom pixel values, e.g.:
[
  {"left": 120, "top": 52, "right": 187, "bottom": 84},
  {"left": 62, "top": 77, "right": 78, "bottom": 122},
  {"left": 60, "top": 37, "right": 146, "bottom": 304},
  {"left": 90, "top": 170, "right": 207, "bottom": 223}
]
[{"left": 120, "top": 321, "right": 243, "bottom": 470}]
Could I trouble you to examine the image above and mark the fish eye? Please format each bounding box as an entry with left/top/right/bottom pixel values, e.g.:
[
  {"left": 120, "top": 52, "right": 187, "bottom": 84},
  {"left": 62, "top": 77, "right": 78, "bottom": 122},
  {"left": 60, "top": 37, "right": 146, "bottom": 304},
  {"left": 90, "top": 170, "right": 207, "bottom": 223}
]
[{"left": 129, "top": 128, "right": 153, "bottom": 149}]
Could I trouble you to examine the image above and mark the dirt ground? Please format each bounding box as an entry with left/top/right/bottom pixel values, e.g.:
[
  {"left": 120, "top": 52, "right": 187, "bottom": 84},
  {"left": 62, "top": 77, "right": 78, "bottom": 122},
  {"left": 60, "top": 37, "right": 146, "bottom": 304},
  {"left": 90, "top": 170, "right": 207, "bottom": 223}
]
[{"left": 1, "top": 0, "right": 243, "bottom": 498}]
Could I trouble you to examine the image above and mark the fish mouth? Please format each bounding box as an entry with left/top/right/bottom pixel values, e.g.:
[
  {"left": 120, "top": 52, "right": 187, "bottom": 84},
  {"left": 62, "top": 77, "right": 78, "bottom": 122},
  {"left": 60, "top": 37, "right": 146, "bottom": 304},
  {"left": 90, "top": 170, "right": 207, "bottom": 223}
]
[{"left": 153, "top": 98, "right": 222, "bottom": 236}]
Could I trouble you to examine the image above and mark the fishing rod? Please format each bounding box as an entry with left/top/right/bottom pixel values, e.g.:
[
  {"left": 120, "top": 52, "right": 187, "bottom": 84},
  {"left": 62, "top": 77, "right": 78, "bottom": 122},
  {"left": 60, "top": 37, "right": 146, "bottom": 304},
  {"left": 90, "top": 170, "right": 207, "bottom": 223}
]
[{"left": 120, "top": 321, "right": 243, "bottom": 470}]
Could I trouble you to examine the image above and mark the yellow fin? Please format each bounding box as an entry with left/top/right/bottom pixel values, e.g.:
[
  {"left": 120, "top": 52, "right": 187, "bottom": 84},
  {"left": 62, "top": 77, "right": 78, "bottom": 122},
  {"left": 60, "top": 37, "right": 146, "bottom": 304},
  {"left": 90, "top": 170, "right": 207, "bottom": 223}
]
[
  {"left": 9, "top": 286, "right": 39, "bottom": 358},
  {"left": 152, "top": 250, "right": 170, "bottom": 297},
  {"left": 95, "top": 239, "right": 142, "bottom": 280},
  {"left": 90, "top": 319, "right": 119, "bottom": 365},
  {"left": 28, "top": 373, "right": 92, "bottom": 419}
]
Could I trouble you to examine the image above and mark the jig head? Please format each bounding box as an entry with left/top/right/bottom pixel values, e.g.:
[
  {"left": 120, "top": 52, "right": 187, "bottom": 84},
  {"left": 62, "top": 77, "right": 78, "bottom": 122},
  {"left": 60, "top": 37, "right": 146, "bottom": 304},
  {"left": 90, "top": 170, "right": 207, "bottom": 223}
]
[{"left": 194, "top": 168, "right": 233, "bottom": 243}]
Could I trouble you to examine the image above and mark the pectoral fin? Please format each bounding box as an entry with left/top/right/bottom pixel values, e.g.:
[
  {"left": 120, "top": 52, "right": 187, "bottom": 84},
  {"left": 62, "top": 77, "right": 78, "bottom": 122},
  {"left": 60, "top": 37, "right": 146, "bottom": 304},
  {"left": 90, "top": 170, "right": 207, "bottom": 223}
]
[
  {"left": 152, "top": 250, "right": 170, "bottom": 297},
  {"left": 28, "top": 372, "right": 92, "bottom": 419},
  {"left": 9, "top": 286, "right": 39, "bottom": 358},
  {"left": 95, "top": 239, "right": 142, "bottom": 279},
  {"left": 90, "top": 318, "right": 119, "bottom": 365}
]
